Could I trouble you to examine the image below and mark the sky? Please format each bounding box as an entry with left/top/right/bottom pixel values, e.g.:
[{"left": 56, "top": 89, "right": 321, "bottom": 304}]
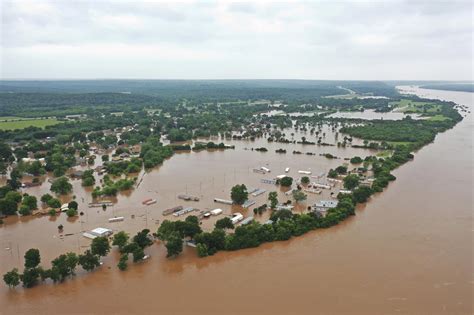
[{"left": 1, "top": 0, "right": 473, "bottom": 80}]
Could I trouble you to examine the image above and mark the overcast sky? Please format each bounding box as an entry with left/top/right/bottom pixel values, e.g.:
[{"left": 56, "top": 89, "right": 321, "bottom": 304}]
[{"left": 1, "top": 0, "right": 472, "bottom": 80}]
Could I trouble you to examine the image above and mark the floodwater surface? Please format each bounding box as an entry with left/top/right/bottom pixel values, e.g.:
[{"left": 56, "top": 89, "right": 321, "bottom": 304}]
[{"left": 0, "top": 86, "right": 472, "bottom": 315}]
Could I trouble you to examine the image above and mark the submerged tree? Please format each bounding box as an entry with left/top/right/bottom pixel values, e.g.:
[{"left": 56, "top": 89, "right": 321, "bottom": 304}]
[{"left": 230, "top": 184, "right": 248, "bottom": 205}]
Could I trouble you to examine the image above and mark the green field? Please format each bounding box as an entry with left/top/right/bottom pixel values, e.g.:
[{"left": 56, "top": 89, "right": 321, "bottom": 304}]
[
  {"left": 427, "top": 115, "right": 451, "bottom": 121},
  {"left": 390, "top": 99, "right": 441, "bottom": 114},
  {"left": 0, "top": 118, "right": 61, "bottom": 130},
  {"left": 0, "top": 116, "right": 25, "bottom": 121}
]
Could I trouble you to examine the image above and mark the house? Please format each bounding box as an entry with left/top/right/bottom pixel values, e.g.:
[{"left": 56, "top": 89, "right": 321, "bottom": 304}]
[{"left": 312, "top": 200, "right": 339, "bottom": 217}]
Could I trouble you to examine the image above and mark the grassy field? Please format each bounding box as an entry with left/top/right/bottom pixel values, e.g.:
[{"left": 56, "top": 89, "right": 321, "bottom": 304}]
[
  {"left": 0, "top": 118, "right": 61, "bottom": 130},
  {"left": 427, "top": 115, "right": 451, "bottom": 121},
  {"left": 376, "top": 150, "right": 392, "bottom": 158},
  {"left": 390, "top": 99, "right": 441, "bottom": 114},
  {"left": 0, "top": 116, "right": 25, "bottom": 121},
  {"left": 387, "top": 141, "right": 413, "bottom": 147}
]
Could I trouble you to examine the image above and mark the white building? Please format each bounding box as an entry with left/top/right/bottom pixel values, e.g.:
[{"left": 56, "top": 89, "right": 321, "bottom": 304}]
[{"left": 83, "top": 227, "right": 113, "bottom": 239}]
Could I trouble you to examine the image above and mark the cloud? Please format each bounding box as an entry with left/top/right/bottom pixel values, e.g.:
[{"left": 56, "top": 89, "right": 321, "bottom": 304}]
[{"left": 1, "top": 0, "right": 472, "bottom": 79}]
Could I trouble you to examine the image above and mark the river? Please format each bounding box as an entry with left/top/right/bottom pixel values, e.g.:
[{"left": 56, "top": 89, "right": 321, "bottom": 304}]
[{"left": 0, "top": 86, "right": 472, "bottom": 314}]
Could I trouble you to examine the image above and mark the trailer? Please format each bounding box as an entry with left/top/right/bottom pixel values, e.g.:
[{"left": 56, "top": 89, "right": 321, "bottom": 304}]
[
  {"left": 108, "top": 216, "right": 125, "bottom": 223},
  {"left": 177, "top": 194, "right": 200, "bottom": 201},
  {"left": 261, "top": 166, "right": 271, "bottom": 173},
  {"left": 253, "top": 168, "right": 266, "bottom": 174},
  {"left": 275, "top": 204, "right": 294, "bottom": 211},
  {"left": 88, "top": 201, "right": 113, "bottom": 208},
  {"left": 230, "top": 212, "right": 244, "bottom": 224},
  {"left": 251, "top": 188, "right": 266, "bottom": 197},
  {"left": 338, "top": 190, "right": 352, "bottom": 195},
  {"left": 210, "top": 208, "right": 223, "bottom": 216},
  {"left": 240, "top": 216, "right": 254, "bottom": 226},
  {"left": 261, "top": 178, "right": 277, "bottom": 185},
  {"left": 173, "top": 207, "right": 197, "bottom": 217},
  {"left": 248, "top": 188, "right": 259, "bottom": 194},
  {"left": 304, "top": 188, "right": 322, "bottom": 194},
  {"left": 242, "top": 200, "right": 256, "bottom": 208},
  {"left": 214, "top": 198, "right": 233, "bottom": 205},
  {"left": 312, "top": 183, "right": 331, "bottom": 189},
  {"left": 285, "top": 167, "right": 290, "bottom": 173},
  {"left": 144, "top": 199, "right": 157, "bottom": 206},
  {"left": 163, "top": 206, "right": 183, "bottom": 216},
  {"left": 298, "top": 170, "right": 312, "bottom": 175}
]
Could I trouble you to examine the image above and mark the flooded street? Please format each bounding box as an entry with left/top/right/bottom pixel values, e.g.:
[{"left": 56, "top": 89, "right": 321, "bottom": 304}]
[{"left": 1, "top": 87, "right": 472, "bottom": 314}]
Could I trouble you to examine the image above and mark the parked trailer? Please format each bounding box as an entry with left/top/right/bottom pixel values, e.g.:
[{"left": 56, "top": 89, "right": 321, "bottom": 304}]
[
  {"left": 230, "top": 213, "right": 244, "bottom": 224},
  {"left": 327, "top": 178, "right": 342, "bottom": 183},
  {"left": 108, "top": 216, "right": 125, "bottom": 223},
  {"left": 173, "top": 207, "right": 197, "bottom": 217},
  {"left": 304, "top": 188, "right": 322, "bottom": 194},
  {"left": 177, "top": 194, "right": 200, "bottom": 201},
  {"left": 252, "top": 188, "right": 266, "bottom": 197},
  {"left": 248, "top": 188, "right": 259, "bottom": 194},
  {"left": 210, "top": 208, "right": 223, "bottom": 216},
  {"left": 261, "top": 179, "right": 277, "bottom": 185},
  {"left": 242, "top": 200, "right": 256, "bottom": 208},
  {"left": 240, "top": 216, "right": 254, "bottom": 226},
  {"left": 253, "top": 168, "right": 266, "bottom": 174},
  {"left": 275, "top": 204, "right": 294, "bottom": 211},
  {"left": 338, "top": 190, "right": 352, "bottom": 195},
  {"left": 142, "top": 198, "right": 153, "bottom": 205},
  {"left": 144, "top": 199, "right": 157, "bottom": 206},
  {"left": 298, "top": 170, "right": 312, "bottom": 175},
  {"left": 214, "top": 198, "right": 233, "bottom": 205},
  {"left": 261, "top": 166, "right": 271, "bottom": 173},
  {"left": 312, "top": 183, "right": 331, "bottom": 189},
  {"left": 163, "top": 206, "right": 183, "bottom": 216},
  {"left": 285, "top": 167, "right": 290, "bottom": 173},
  {"left": 88, "top": 201, "right": 113, "bottom": 208}
]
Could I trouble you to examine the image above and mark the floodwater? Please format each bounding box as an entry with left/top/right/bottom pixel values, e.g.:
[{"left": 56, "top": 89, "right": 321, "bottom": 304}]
[
  {"left": 327, "top": 109, "right": 422, "bottom": 120},
  {"left": 1, "top": 86, "right": 472, "bottom": 314}
]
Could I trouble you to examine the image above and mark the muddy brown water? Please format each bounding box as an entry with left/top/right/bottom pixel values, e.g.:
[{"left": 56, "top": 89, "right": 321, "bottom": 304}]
[{"left": 0, "top": 86, "right": 472, "bottom": 314}]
